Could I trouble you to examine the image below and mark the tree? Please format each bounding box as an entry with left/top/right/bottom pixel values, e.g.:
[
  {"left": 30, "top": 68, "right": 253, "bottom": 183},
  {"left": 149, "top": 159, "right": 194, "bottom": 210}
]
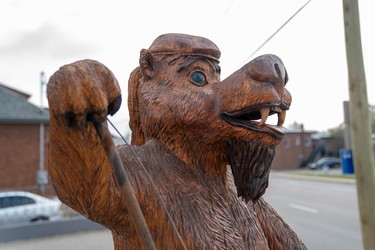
[
  {"left": 327, "top": 123, "right": 345, "bottom": 156},
  {"left": 328, "top": 104, "right": 374, "bottom": 140},
  {"left": 328, "top": 123, "right": 345, "bottom": 138},
  {"left": 287, "top": 121, "right": 304, "bottom": 131}
]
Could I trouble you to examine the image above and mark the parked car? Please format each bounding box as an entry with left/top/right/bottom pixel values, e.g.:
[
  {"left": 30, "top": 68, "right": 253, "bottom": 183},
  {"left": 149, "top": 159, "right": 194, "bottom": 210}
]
[
  {"left": 0, "top": 191, "right": 62, "bottom": 227},
  {"left": 308, "top": 157, "right": 341, "bottom": 170}
]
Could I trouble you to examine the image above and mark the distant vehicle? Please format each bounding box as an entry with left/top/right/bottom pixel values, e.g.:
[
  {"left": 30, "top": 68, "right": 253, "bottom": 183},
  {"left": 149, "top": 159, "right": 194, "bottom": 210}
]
[
  {"left": 0, "top": 191, "right": 62, "bottom": 227},
  {"left": 308, "top": 157, "right": 341, "bottom": 170}
]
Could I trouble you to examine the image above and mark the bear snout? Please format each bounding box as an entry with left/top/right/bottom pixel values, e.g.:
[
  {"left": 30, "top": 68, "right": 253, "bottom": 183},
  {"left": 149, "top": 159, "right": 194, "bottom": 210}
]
[{"left": 246, "top": 54, "right": 288, "bottom": 89}]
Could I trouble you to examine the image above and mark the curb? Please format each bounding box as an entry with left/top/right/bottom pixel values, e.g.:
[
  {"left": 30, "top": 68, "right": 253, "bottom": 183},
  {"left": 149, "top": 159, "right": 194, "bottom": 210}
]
[
  {"left": 270, "top": 171, "right": 356, "bottom": 185},
  {"left": 0, "top": 216, "right": 106, "bottom": 243}
]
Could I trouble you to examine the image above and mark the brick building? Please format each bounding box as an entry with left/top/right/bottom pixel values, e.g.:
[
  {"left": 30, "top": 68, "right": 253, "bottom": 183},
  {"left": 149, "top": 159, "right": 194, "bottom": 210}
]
[
  {"left": 271, "top": 130, "right": 316, "bottom": 170},
  {"left": 0, "top": 83, "right": 52, "bottom": 194}
]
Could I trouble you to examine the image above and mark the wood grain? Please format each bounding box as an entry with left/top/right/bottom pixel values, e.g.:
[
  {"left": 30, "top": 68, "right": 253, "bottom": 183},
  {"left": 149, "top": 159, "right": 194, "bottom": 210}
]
[{"left": 47, "top": 33, "right": 305, "bottom": 249}]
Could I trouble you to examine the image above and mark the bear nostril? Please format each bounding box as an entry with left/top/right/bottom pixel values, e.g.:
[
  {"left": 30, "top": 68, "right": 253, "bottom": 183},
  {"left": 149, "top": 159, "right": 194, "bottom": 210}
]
[
  {"left": 274, "top": 63, "right": 288, "bottom": 86},
  {"left": 274, "top": 63, "right": 281, "bottom": 79},
  {"left": 246, "top": 55, "right": 287, "bottom": 86},
  {"left": 247, "top": 61, "right": 279, "bottom": 84},
  {"left": 274, "top": 63, "right": 289, "bottom": 86},
  {"left": 247, "top": 57, "right": 281, "bottom": 84},
  {"left": 284, "top": 70, "right": 289, "bottom": 86}
]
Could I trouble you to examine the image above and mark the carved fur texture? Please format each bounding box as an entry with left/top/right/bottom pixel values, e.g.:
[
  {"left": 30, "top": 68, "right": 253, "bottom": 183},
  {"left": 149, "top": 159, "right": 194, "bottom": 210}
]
[{"left": 47, "top": 33, "right": 306, "bottom": 249}]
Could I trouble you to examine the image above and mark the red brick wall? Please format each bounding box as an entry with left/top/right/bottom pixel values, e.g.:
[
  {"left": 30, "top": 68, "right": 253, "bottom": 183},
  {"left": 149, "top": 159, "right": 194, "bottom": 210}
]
[
  {"left": 0, "top": 124, "right": 53, "bottom": 194},
  {"left": 271, "top": 132, "right": 314, "bottom": 170}
]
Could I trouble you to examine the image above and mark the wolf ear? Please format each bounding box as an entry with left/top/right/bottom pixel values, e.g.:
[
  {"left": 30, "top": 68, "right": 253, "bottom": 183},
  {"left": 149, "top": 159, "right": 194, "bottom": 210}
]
[
  {"left": 139, "top": 49, "right": 155, "bottom": 80},
  {"left": 128, "top": 67, "right": 146, "bottom": 145}
]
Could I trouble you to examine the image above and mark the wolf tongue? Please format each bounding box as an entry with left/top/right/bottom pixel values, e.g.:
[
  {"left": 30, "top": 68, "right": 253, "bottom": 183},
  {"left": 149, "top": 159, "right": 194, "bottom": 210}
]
[{"left": 258, "top": 108, "right": 270, "bottom": 127}]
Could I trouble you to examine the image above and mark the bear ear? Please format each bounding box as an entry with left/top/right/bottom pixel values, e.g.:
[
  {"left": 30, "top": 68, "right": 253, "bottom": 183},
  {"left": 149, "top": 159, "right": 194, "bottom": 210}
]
[
  {"left": 128, "top": 67, "right": 146, "bottom": 145},
  {"left": 139, "top": 49, "right": 155, "bottom": 80}
]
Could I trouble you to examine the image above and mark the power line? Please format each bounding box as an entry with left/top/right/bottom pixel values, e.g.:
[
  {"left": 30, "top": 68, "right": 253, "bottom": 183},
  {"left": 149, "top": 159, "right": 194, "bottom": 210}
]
[{"left": 242, "top": 0, "right": 312, "bottom": 65}]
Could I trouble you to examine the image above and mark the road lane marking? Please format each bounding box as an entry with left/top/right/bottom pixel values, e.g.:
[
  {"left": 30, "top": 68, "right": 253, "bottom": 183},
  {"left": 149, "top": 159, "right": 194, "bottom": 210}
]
[
  {"left": 288, "top": 203, "right": 319, "bottom": 214},
  {"left": 329, "top": 186, "right": 356, "bottom": 194},
  {"left": 267, "top": 185, "right": 356, "bottom": 202}
]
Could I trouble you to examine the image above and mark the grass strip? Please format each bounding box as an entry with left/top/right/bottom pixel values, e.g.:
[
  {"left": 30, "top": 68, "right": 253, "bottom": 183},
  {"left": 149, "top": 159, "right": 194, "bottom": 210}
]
[{"left": 290, "top": 172, "right": 355, "bottom": 179}]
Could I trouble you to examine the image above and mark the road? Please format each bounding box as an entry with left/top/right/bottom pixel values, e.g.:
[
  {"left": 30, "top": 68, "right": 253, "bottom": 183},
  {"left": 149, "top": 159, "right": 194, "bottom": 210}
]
[
  {"left": 0, "top": 174, "right": 362, "bottom": 250},
  {"left": 265, "top": 173, "right": 362, "bottom": 250}
]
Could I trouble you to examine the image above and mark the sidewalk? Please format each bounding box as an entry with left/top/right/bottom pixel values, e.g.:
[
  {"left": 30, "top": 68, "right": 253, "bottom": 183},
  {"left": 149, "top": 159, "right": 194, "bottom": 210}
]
[{"left": 0, "top": 230, "right": 113, "bottom": 250}]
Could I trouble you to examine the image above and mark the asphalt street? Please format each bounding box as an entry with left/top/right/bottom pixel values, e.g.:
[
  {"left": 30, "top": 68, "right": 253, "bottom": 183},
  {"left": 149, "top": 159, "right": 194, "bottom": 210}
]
[
  {"left": 0, "top": 173, "right": 362, "bottom": 250},
  {"left": 265, "top": 172, "right": 362, "bottom": 250}
]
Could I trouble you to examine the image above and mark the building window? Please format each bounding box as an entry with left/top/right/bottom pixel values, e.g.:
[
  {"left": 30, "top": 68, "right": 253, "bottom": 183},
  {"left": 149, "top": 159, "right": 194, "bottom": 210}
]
[
  {"left": 296, "top": 136, "right": 301, "bottom": 146},
  {"left": 304, "top": 137, "right": 311, "bottom": 147},
  {"left": 284, "top": 137, "right": 290, "bottom": 148},
  {"left": 0, "top": 196, "right": 35, "bottom": 209}
]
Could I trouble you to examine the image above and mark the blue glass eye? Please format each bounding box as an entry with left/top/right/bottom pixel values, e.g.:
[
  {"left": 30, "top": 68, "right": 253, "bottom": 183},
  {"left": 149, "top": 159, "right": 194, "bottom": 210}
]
[{"left": 190, "top": 71, "right": 206, "bottom": 85}]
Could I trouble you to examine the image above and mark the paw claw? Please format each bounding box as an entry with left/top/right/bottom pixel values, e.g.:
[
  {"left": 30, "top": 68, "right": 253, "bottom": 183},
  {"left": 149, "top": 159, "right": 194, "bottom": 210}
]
[
  {"left": 63, "top": 111, "right": 88, "bottom": 128},
  {"left": 90, "top": 110, "right": 107, "bottom": 124},
  {"left": 108, "top": 95, "right": 122, "bottom": 116}
]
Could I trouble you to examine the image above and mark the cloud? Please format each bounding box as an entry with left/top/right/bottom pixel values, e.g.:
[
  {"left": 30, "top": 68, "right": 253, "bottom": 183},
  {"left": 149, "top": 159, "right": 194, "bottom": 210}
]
[{"left": 0, "top": 23, "right": 99, "bottom": 60}]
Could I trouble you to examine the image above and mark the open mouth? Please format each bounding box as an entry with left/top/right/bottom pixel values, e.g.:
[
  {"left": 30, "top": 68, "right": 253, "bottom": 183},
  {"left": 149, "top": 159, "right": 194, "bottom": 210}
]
[{"left": 221, "top": 104, "right": 288, "bottom": 139}]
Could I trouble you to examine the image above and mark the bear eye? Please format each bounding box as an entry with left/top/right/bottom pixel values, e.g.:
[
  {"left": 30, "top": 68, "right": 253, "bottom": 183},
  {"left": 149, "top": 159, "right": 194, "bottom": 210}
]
[{"left": 190, "top": 71, "right": 206, "bottom": 85}]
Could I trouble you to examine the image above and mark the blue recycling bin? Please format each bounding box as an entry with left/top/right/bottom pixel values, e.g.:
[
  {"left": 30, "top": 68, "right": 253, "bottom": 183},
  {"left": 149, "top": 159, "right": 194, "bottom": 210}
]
[{"left": 340, "top": 149, "right": 354, "bottom": 174}]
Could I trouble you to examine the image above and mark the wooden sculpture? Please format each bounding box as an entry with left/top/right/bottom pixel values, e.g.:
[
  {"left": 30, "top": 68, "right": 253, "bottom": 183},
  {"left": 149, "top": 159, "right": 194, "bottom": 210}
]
[{"left": 47, "top": 33, "right": 307, "bottom": 249}]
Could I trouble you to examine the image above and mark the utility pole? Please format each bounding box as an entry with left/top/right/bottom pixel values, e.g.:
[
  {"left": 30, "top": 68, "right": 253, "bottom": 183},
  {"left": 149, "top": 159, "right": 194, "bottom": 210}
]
[
  {"left": 342, "top": 101, "right": 351, "bottom": 149},
  {"left": 37, "top": 71, "right": 48, "bottom": 193},
  {"left": 342, "top": 1, "right": 375, "bottom": 249}
]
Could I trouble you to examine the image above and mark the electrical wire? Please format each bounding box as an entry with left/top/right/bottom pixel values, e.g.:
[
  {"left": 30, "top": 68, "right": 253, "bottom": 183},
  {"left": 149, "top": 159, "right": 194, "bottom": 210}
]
[{"left": 107, "top": 118, "right": 188, "bottom": 250}]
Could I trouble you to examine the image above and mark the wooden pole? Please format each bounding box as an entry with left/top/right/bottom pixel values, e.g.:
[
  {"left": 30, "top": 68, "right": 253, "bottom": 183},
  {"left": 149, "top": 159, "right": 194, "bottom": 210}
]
[
  {"left": 342, "top": 1, "right": 375, "bottom": 249},
  {"left": 94, "top": 122, "right": 156, "bottom": 250}
]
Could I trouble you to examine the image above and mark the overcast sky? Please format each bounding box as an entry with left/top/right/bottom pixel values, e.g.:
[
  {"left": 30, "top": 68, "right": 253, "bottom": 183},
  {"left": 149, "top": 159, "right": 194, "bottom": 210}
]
[{"left": 1, "top": 0, "right": 374, "bottom": 135}]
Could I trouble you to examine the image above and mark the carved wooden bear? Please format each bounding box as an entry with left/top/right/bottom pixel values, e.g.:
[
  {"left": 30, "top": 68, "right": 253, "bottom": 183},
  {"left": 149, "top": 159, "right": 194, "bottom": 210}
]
[{"left": 47, "top": 33, "right": 306, "bottom": 249}]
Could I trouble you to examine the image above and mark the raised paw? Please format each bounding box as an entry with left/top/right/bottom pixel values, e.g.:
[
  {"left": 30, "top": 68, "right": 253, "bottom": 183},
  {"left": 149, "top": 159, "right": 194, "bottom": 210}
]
[{"left": 47, "top": 59, "right": 122, "bottom": 128}]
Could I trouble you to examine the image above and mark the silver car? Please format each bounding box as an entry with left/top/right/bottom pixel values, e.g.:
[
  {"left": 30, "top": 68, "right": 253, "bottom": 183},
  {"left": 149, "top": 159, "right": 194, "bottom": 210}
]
[
  {"left": 0, "top": 191, "right": 62, "bottom": 227},
  {"left": 307, "top": 157, "right": 341, "bottom": 170}
]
